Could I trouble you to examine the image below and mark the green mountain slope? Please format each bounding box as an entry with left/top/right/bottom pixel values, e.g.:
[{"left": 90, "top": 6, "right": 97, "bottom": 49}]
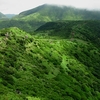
[
  {"left": 0, "top": 20, "right": 44, "bottom": 32},
  {"left": 0, "top": 27, "right": 100, "bottom": 100},
  {"left": 14, "top": 4, "right": 100, "bottom": 21},
  {"left": 0, "top": 18, "right": 45, "bottom": 32}
]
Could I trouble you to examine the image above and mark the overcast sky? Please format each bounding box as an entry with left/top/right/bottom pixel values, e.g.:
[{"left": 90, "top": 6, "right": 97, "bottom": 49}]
[{"left": 0, "top": 0, "right": 100, "bottom": 14}]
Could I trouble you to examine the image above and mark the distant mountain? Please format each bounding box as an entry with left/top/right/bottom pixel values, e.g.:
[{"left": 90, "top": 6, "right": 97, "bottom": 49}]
[
  {"left": 13, "top": 4, "right": 100, "bottom": 21},
  {"left": 1, "top": 4, "right": 100, "bottom": 33},
  {"left": 0, "top": 12, "right": 7, "bottom": 19},
  {"left": 5, "top": 14, "right": 16, "bottom": 18}
]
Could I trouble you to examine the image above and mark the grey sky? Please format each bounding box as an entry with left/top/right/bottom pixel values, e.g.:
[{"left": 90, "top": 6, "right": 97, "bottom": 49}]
[{"left": 0, "top": 0, "right": 100, "bottom": 14}]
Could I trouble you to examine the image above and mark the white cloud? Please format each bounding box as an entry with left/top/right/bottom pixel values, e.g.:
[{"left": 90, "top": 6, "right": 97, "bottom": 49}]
[{"left": 0, "top": 0, "right": 100, "bottom": 14}]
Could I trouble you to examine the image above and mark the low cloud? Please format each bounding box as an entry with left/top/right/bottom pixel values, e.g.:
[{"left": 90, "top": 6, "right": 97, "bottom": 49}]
[{"left": 0, "top": 0, "right": 100, "bottom": 14}]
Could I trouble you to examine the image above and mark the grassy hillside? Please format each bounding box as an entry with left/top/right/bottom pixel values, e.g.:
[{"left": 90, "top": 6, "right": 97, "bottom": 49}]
[{"left": 0, "top": 27, "right": 100, "bottom": 100}]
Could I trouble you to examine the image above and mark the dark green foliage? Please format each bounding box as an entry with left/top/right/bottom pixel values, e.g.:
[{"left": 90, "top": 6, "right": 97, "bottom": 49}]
[
  {"left": 0, "top": 26, "right": 100, "bottom": 100},
  {"left": 0, "top": 20, "right": 45, "bottom": 32},
  {"left": 36, "top": 20, "right": 100, "bottom": 46}
]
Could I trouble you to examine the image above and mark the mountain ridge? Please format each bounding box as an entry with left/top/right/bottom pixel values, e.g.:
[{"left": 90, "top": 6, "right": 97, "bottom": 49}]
[
  {"left": 0, "top": 4, "right": 100, "bottom": 32},
  {"left": 13, "top": 4, "right": 100, "bottom": 21}
]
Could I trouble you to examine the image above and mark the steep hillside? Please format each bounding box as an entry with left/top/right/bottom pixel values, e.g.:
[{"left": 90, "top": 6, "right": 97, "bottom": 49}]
[
  {"left": 14, "top": 4, "right": 100, "bottom": 21},
  {"left": 0, "top": 27, "right": 100, "bottom": 100}
]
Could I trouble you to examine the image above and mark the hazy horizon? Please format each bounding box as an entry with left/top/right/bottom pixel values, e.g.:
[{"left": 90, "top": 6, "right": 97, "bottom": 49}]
[{"left": 0, "top": 0, "right": 100, "bottom": 14}]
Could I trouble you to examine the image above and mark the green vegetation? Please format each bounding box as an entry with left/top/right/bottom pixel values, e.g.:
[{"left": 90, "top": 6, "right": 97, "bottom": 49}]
[
  {"left": 0, "top": 20, "right": 45, "bottom": 33},
  {"left": 0, "top": 26, "right": 100, "bottom": 100},
  {"left": 0, "top": 4, "right": 100, "bottom": 99},
  {"left": 1, "top": 4, "right": 100, "bottom": 32},
  {"left": 36, "top": 20, "right": 100, "bottom": 46},
  {"left": 14, "top": 4, "right": 100, "bottom": 21}
]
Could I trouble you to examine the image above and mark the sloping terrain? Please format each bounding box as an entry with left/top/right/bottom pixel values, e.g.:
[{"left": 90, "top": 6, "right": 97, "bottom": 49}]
[
  {"left": 0, "top": 27, "right": 100, "bottom": 100},
  {"left": 0, "top": 20, "right": 44, "bottom": 33}
]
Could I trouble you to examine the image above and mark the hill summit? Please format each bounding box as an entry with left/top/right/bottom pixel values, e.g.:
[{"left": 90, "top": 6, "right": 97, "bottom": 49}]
[{"left": 14, "top": 4, "right": 100, "bottom": 21}]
